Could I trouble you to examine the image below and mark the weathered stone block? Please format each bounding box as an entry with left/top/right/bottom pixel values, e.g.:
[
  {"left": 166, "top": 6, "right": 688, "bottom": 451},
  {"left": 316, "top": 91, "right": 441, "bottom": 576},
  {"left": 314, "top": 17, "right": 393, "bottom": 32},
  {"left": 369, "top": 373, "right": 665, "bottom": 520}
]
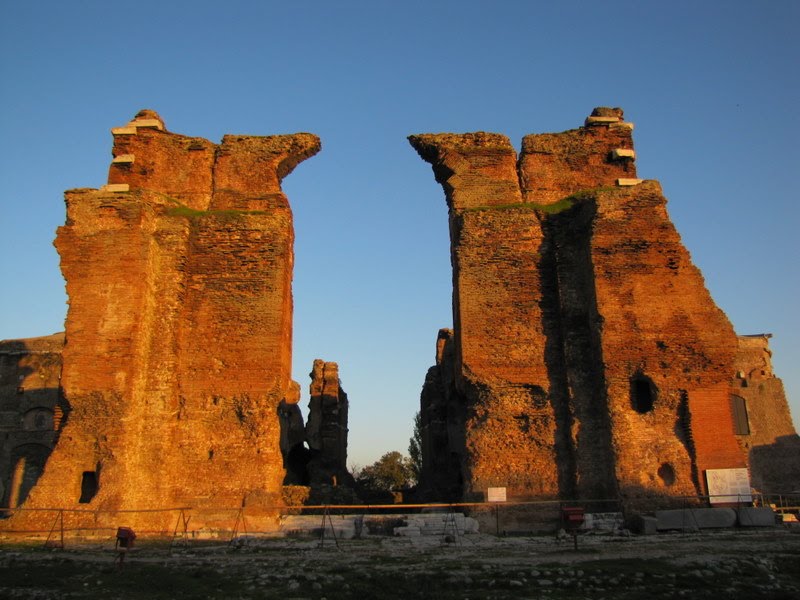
[
  {"left": 582, "top": 512, "right": 624, "bottom": 532},
  {"left": 586, "top": 116, "right": 620, "bottom": 124},
  {"left": 655, "top": 508, "right": 737, "bottom": 530},
  {"left": 126, "top": 117, "right": 164, "bottom": 130},
  {"left": 611, "top": 148, "right": 636, "bottom": 159},
  {"left": 737, "top": 507, "right": 776, "bottom": 527},
  {"left": 100, "top": 183, "right": 129, "bottom": 192},
  {"left": 630, "top": 514, "right": 659, "bottom": 535}
]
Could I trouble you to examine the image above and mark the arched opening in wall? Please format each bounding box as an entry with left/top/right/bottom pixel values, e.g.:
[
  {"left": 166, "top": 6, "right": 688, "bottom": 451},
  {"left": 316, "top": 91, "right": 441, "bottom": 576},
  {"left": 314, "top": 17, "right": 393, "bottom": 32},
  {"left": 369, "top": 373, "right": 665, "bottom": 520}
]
[
  {"left": 284, "top": 148, "right": 454, "bottom": 489},
  {"left": 730, "top": 395, "right": 750, "bottom": 435},
  {"left": 657, "top": 463, "right": 676, "bottom": 486},
  {"left": 630, "top": 374, "right": 657, "bottom": 413},
  {"left": 23, "top": 408, "right": 55, "bottom": 431},
  {"left": 79, "top": 471, "right": 99, "bottom": 503}
]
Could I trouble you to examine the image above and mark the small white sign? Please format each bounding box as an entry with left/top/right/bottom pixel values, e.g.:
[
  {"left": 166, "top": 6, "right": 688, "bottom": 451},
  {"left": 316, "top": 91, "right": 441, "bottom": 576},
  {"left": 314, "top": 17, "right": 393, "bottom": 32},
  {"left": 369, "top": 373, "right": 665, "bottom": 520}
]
[
  {"left": 706, "top": 468, "right": 752, "bottom": 504},
  {"left": 487, "top": 487, "right": 507, "bottom": 503}
]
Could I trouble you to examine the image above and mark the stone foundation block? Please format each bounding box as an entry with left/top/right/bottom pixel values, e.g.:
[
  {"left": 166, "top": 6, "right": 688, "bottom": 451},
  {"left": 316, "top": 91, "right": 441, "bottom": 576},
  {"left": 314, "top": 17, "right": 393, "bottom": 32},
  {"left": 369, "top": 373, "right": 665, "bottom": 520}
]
[
  {"left": 655, "top": 508, "right": 737, "bottom": 531},
  {"left": 582, "top": 512, "right": 623, "bottom": 532},
  {"left": 630, "top": 515, "right": 658, "bottom": 535},
  {"left": 737, "top": 507, "right": 776, "bottom": 527}
]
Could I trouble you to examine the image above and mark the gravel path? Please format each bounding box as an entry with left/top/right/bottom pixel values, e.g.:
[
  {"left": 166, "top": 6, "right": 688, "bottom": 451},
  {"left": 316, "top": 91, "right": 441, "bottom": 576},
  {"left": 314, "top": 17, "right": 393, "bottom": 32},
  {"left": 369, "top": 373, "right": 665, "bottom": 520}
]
[{"left": 1, "top": 529, "right": 798, "bottom": 599}]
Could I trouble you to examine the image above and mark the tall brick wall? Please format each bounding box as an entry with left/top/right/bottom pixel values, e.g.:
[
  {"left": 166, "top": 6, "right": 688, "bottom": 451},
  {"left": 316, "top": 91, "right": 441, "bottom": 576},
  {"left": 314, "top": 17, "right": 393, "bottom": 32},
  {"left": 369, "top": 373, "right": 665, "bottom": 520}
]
[
  {"left": 570, "top": 183, "right": 745, "bottom": 500},
  {"left": 409, "top": 133, "right": 558, "bottom": 499},
  {"left": 520, "top": 107, "right": 636, "bottom": 205},
  {"left": 731, "top": 335, "right": 800, "bottom": 493},
  {"left": 2, "top": 111, "right": 319, "bottom": 531},
  {"left": 0, "top": 335, "right": 64, "bottom": 510},
  {"left": 412, "top": 108, "right": 750, "bottom": 503}
]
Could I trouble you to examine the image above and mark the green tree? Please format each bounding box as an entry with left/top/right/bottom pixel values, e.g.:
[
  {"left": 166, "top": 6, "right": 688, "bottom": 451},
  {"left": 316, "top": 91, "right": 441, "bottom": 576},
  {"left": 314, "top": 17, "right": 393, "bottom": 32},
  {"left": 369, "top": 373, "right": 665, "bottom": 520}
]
[
  {"left": 408, "top": 411, "right": 422, "bottom": 483},
  {"left": 356, "top": 451, "right": 415, "bottom": 492}
]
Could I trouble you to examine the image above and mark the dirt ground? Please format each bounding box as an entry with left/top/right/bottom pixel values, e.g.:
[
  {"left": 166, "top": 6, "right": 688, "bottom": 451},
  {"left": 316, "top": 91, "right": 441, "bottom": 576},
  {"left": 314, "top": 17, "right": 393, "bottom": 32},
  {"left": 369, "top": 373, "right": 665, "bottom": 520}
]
[{"left": 1, "top": 528, "right": 799, "bottom": 599}]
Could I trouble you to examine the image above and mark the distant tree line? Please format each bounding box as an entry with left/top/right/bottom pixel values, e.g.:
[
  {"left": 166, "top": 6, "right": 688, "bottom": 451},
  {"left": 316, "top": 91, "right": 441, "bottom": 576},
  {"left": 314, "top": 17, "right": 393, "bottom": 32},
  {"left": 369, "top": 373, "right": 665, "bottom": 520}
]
[{"left": 350, "top": 411, "right": 423, "bottom": 500}]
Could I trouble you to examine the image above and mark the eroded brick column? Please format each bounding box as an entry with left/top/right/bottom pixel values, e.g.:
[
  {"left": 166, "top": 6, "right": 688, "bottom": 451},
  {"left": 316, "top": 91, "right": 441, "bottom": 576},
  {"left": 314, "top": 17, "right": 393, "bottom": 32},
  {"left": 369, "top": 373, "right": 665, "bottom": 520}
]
[{"left": 5, "top": 111, "right": 319, "bottom": 531}]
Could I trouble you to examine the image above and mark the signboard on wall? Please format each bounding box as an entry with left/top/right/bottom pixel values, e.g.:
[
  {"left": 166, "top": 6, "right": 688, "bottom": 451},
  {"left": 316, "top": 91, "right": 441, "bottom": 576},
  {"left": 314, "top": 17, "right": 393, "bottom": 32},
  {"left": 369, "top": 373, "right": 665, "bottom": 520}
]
[
  {"left": 487, "top": 487, "right": 507, "bottom": 503},
  {"left": 705, "top": 468, "right": 752, "bottom": 504}
]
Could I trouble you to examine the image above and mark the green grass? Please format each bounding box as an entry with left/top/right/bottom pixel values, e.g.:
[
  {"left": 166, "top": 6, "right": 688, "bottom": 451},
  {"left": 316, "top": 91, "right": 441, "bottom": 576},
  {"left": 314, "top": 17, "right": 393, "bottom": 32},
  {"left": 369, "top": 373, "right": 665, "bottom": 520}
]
[
  {"left": 462, "top": 187, "right": 618, "bottom": 216},
  {"left": 461, "top": 198, "right": 573, "bottom": 215},
  {"left": 462, "top": 201, "right": 540, "bottom": 213},
  {"left": 165, "top": 205, "right": 207, "bottom": 218},
  {"left": 535, "top": 186, "right": 618, "bottom": 215},
  {"left": 165, "top": 205, "right": 267, "bottom": 219},
  {"left": 533, "top": 196, "right": 576, "bottom": 214}
]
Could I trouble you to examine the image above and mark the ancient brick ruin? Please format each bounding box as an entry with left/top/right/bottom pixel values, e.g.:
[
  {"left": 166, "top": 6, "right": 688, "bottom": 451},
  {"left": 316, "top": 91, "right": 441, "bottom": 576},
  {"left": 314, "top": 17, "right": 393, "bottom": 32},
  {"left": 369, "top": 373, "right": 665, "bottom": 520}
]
[
  {"left": 279, "top": 359, "right": 352, "bottom": 489},
  {"left": 732, "top": 335, "right": 800, "bottom": 492},
  {"left": 1, "top": 108, "right": 798, "bottom": 531},
  {"left": 411, "top": 108, "right": 799, "bottom": 504},
  {"left": 1, "top": 111, "right": 325, "bottom": 530},
  {"left": 0, "top": 335, "right": 65, "bottom": 510},
  {"left": 305, "top": 360, "right": 352, "bottom": 486}
]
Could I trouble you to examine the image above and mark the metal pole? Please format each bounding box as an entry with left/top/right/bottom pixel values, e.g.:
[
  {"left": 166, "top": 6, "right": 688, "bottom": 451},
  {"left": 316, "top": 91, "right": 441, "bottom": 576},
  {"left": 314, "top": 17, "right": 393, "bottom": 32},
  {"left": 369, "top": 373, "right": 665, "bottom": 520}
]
[{"left": 319, "top": 508, "right": 326, "bottom": 548}]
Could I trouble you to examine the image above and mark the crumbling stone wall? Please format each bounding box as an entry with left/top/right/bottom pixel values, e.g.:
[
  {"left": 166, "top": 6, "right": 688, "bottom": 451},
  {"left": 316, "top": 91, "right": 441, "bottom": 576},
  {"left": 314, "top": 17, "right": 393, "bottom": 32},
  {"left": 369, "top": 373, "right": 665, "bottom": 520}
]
[
  {"left": 411, "top": 108, "right": 752, "bottom": 503},
  {"left": 566, "top": 182, "right": 743, "bottom": 501},
  {"left": 418, "top": 329, "right": 464, "bottom": 501},
  {"left": 409, "top": 132, "right": 560, "bottom": 499},
  {"left": 305, "top": 360, "right": 351, "bottom": 486},
  {"left": 732, "top": 335, "right": 800, "bottom": 493},
  {"left": 0, "top": 334, "right": 65, "bottom": 510},
  {"left": 279, "top": 359, "right": 353, "bottom": 490},
  {"left": 3, "top": 111, "right": 319, "bottom": 531}
]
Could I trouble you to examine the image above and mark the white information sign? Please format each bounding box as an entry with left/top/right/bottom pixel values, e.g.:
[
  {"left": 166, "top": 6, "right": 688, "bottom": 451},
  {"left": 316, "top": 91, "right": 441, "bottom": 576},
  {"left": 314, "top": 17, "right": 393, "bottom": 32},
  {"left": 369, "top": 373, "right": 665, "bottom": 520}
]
[
  {"left": 487, "top": 487, "right": 507, "bottom": 503},
  {"left": 705, "top": 468, "right": 752, "bottom": 504}
]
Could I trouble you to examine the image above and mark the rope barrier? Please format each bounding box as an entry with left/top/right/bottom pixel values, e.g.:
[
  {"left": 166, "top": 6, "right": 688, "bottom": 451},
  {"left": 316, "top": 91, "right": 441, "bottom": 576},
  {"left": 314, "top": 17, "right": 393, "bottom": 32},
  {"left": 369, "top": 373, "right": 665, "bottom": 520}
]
[{"left": 0, "top": 493, "right": 795, "bottom": 545}]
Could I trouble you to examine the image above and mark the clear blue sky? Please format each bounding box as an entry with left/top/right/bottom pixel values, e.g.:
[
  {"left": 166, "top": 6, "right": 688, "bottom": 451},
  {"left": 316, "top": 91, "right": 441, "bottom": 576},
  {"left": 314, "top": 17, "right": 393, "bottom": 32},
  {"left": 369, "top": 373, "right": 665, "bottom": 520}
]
[{"left": 1, "top": 1, "right": 798, "bottom": 467}]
